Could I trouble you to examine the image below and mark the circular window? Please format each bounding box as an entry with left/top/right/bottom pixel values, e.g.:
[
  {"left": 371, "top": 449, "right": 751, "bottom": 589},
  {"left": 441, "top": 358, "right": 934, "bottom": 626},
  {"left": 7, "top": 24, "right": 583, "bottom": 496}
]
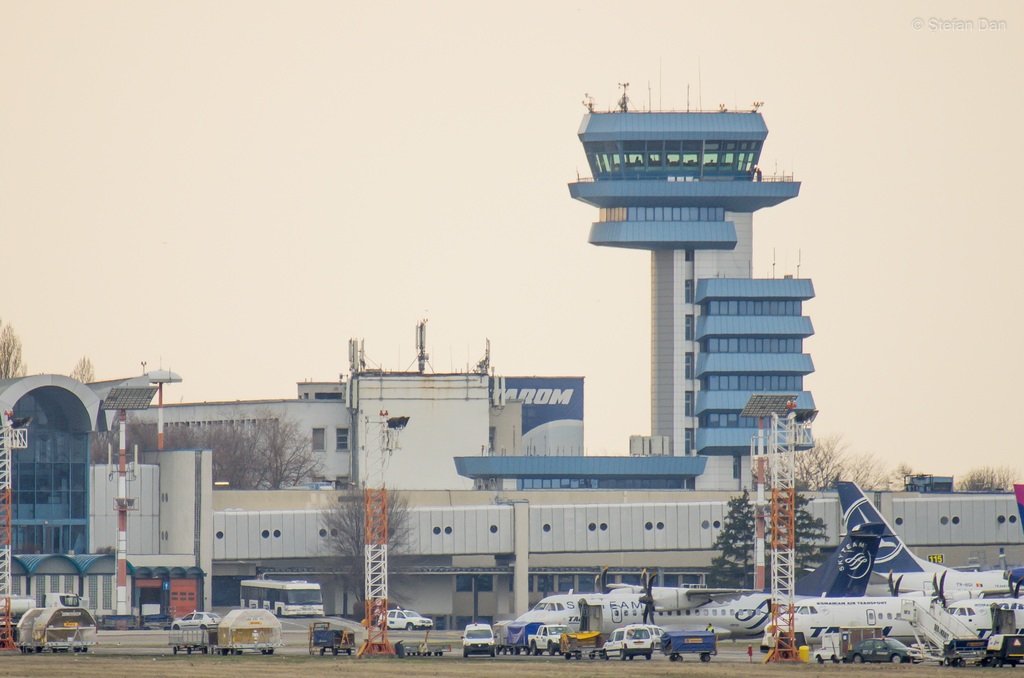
[
  {"left": 644, "top": 522, "right": 653, "bottom": 531},
  {"left": 895, "top": 517, "right": 904, "bottom": 526},
  {"left": 543, "top": 524, "right": 551, "bottom": 532},
  {"left": 701, "top": 520, "right": 710, "bottom": 529},
  {"left": 489, "top": 525, "right": 498, "bottom": 534},
  {"left": 1011, "top": 515, "right": 1018, "bottom": 524},
  {"left": 600, "top": 522, "right": 608, "bottom": 531},
  {"left": 261, "top": 529, "right": 270, "bottom": 538},
  {"left": 444, "top": 526, "right": 452, "bottom": 535},
  {"left": 999, "top": 515, "right": 1007, "bottom": 524},
  {"left": 215, "top": 531, "right": 224, "bottom": 540},
  {"left": 588, "top": 523, "right": 596, "bottom": 532},
  {"left": 712, "top": 520, "right": 721, "bottom": 529},
  {"left": 951, "top": 516, "right": 960, "bottom": 525},
  {"left": 940, "top": 516, "right": 949, "bottom": 525},
  {"left": 319, "top": 528, "right": 327, "bottom": 538},
  {"left": 433, "top": 526, "right": 441, "bottom": 535},
  {"left": 273, "top": 529, "right": 281, "bottom": 538},
  {"left": 330, "top": 528, "right": 338, "bottom": 537},
  {"left": 656, "top": 521, "right": 665, "bottom": 530}
]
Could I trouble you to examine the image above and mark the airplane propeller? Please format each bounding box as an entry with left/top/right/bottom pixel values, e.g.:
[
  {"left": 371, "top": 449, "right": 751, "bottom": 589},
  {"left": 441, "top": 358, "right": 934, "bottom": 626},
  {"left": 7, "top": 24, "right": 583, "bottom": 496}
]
[
  {"left": 596, "top": 566, "right": 609, "bottom": 593},
  {"left": 887, "top": 570, "right": 903, "bottom": 597},
  {"left": 1009, "top": 574, "right": 1024, "bottom": 600},
  {"left": 934, "top": 571, "right": 947, "bottom": 607},
  {"left": 638, "top": 570, "right": 656, "bottom": 625}
]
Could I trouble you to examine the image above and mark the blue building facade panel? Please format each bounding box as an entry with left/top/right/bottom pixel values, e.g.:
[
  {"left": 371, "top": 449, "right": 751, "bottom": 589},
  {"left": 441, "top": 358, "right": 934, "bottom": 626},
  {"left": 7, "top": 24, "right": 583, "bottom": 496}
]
[
  {"left": 696, "top": 353, "right": 814, "bottom": 377},
  {"left": 588, "top": 220, "right": 737, "bottom": 250},
  {"left": 696, "top": 277, "right": 815, "bottom": 301},
  {"left": 696, "top": 315, "right": 814, "bottom": 339}
]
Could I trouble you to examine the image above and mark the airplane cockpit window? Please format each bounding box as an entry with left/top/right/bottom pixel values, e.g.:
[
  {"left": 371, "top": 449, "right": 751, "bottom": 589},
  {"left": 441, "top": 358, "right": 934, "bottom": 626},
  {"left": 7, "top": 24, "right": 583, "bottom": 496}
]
[
  {"left": 555, "top": 603, "right": 564, "bottom": 611},
  {"left": 533, "top": 602, "right": 548, "bottom": 611}
]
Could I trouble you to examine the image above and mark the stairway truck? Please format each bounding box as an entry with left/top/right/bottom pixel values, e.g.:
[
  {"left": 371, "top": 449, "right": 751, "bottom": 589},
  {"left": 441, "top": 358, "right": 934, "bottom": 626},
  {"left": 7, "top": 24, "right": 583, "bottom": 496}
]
[
  {"left": 16, "top": 607, "right": 97, "bottom": 654},
  {"left": 213, "top": 609, "right": 283, "bottom": 655}
]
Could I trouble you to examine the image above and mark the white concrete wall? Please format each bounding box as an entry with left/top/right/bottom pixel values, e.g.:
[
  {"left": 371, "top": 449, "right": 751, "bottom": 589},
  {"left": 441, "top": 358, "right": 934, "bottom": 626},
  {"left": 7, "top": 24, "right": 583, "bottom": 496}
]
[
  {"left": 90, "top": 464, "right": 159, "bottom": 554},
  {"left": 351, "top": 374, "right": 489, "bottom": 490}
]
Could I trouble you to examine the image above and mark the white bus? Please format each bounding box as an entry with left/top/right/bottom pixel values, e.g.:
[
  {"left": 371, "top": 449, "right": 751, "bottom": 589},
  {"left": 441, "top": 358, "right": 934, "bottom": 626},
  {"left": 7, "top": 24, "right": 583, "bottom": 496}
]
[{"left": 239, "top": 579, "right": 324, "bottom": 617}]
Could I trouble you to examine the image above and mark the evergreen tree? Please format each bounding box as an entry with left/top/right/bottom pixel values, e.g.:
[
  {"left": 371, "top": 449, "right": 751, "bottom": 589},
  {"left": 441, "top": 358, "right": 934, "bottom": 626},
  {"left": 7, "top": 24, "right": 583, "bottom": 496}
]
[
  {"left": 707, "top": 489, "right": 829, "bottom": 589},
  {"left": 794, "top": 492, "right": 829, "bottom": 573},
  {"left": 707, "top": 490, "right": 754, "bottom": 588}
]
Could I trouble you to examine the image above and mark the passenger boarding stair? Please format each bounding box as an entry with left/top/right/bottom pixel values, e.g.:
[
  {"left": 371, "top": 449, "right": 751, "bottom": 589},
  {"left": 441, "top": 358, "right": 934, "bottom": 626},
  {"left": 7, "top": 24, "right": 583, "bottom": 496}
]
[{"left": 900, "top": 598, "right": 985, "bottom": 666}]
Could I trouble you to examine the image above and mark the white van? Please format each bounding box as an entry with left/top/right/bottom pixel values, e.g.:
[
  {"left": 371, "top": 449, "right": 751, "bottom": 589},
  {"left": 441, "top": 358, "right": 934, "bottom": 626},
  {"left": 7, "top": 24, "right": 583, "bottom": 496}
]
[
  {"left": 603, "top": 624, "right": 654, "bottom": 660},
  {"left": 462, "top": 623, "right": 495, "bottom": 657}
]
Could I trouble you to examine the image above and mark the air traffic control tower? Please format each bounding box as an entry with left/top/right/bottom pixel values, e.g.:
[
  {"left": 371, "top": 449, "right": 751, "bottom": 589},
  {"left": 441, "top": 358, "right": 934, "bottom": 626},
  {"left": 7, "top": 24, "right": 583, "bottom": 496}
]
[{"left": 569, "top": 99, "right": 815, "bottom": 488}]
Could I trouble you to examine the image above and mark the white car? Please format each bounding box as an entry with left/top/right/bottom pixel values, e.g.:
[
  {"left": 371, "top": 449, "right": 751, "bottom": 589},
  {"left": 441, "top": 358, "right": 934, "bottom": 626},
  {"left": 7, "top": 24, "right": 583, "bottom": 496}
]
[
  {"left": 386, "top": 608, "right": 433, "bottom": 630},
  {"left": 603, "top": 624, "right": 654, "bottom": 660},
  {"left": 462, "top": 623, "right": 495, "bottom": 657},
  {"left": 170, "top": 611, "right": 221, "bottom": 630}
]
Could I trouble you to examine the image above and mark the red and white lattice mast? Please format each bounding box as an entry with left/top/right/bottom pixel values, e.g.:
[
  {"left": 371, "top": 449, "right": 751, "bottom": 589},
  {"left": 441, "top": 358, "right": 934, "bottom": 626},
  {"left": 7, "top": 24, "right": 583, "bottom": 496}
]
[
  {"left": 358, "top": 411, "right": 409, "bottom": 658},
  {"left": 103, "top": 386, "right": 157, "bottom": 621},
  {"left": 0, "top": 411, "right": 28, "bottom": 650}
]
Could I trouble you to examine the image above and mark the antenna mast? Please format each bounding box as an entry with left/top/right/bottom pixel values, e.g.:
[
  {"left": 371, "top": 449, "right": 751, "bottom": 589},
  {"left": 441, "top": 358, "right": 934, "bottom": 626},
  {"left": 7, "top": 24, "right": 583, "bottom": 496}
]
[{"left": 416, "top": 319, "right": 429, "bottom": 374}]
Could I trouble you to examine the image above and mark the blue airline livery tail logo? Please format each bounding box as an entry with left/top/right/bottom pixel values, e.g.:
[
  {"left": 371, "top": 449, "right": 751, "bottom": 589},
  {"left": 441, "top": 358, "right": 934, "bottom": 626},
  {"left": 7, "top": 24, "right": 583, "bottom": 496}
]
[
  {"left": 837, "top": 482, "right": 921, "bottom": 573},
  {"left": 837, "top": 538, "right": 873, "bottom": 580}
]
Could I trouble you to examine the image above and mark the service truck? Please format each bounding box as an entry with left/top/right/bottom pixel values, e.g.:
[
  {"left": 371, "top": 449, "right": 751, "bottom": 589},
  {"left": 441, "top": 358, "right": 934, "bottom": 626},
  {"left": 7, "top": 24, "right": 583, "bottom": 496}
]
[{"left": 529, "top": 624, "right": 570, "bottom": 656}]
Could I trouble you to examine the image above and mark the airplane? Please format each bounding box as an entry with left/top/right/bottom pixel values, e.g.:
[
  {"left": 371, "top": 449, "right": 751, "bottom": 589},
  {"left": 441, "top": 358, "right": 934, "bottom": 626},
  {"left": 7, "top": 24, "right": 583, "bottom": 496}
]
[
  {"left": 837, "top": 481, "right": 1015, "bottom": 597},
  {"left": 512, "top": 521, "right": 886, "bottom": 641}
]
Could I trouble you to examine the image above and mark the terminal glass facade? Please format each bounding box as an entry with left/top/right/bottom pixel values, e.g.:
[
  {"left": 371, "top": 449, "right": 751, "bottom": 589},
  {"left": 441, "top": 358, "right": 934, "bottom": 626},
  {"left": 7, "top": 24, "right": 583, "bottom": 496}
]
[{"left": 12, "top": 391, "right": 90, "bottom": 554}]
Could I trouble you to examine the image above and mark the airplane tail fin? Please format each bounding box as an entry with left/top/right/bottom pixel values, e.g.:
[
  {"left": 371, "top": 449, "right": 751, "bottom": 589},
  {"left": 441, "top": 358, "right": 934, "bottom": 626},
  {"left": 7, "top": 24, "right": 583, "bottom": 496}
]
[
  {"left": 1014, "top": 484, "right": 1024, "bottom": 526},
  {"left": 836, "top": 480, "right": 927, "bottom": 574},
  {"left": 794, "top": 522, "right": 885, "bottom": 597}
]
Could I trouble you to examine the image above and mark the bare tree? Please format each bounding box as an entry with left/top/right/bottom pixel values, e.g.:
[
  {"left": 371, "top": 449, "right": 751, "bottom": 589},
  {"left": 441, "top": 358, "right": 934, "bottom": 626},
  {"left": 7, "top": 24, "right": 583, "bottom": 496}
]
[
  {"left": 795, "top": 434, "right": 849, "bottom": 490},
  {"left": 90, "top": 407, "right": 321, "bottom": 489},
  {"left": 320, "top": 491, "right": 416, "bottom": 618},
  {"left": 890, "top": 462, "right": 915, "bottom": 491},
  {"left": 70, "top": 356, "right": 95, "bottom": 383},
  {"left": 956, "top": 466, "right": 1022, "bottom": 492},
  {"left": 0, "top": 320, "right": 26, "bottom": 379},
  {"left": 842, "top": 452, "right": 892, "bottom": 491},
  {"left": 796, "top": 434, "right": 892, "bottom": 491}
]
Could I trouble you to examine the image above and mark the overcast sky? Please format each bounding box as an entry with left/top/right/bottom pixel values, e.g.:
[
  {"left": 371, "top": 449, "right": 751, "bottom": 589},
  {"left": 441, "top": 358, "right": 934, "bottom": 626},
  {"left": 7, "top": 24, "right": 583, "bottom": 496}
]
[{"left": 2, "top": 1, "right": 1021, "bottom": 479}]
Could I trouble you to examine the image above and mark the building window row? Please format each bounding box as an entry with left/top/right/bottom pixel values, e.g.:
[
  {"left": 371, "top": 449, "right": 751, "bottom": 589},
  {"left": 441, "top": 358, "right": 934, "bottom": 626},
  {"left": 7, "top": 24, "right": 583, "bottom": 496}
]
[
  {"left": 703, "top": 375, "right": 803, "bottom": 391},
  {"left": 701, "top": 413, "right": 761, "bottom": 428},
  {"left": 520, "top": 478, "right": 690, "bottom": 489},
  {"left": 893, "top": 515, "right": 1017, "bottom": 526},
  {"left": 599, "top": 206, "right": 726, "bottom": 223},
  {"left": 704, "top": 337, "right": 803, "bottom": 354},
  {"left": 585, "top": 140, "right": 761, "bottom": 176},
  {"left": 704, "top": 299, "right": 802, "bottom": 316}
]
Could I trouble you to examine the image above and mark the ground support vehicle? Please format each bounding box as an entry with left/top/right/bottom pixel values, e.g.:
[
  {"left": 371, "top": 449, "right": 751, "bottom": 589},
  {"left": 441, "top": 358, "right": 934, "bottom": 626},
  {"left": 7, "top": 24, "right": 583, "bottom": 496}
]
[
  {"left": 168, "top": 628, "right": 215, "bottom": 655},
  {"left": 560, "top": 631, "right": 606, "bottom": 660},
  {"left": 213, "top": 609, "right": 283, "bottom": 655},
  {"left": 395, "top": 632, "right": 452, "bottom": 657},
  {"left": 16, "top": 607, "right": 98, "bottom": 654},
  {"left": 934, "top": 638, "right": 988, "bottom": 667},
  {"left": 308, "top": 621, "right": 355, "bottom": 656},
  {"left": 462, "top": 623, "right": 495, "bottom": 657},
  {"left": 982, "top": 634, "right": 1024, "bottom": 667},
  {"left": 602, "top": 625, "right": 654, "bottom": 661},
  {"left": 496, "top": 621, "right": 539, "bottom": 655},
  {"left": 529, "top": 624, "right": 571, "bottom": 655},
  {"left": 386, "top": 608, "right": 432, "bottom": 630},
  {"left": 660, "top": 630, "right": 717, "bottom": 663}
]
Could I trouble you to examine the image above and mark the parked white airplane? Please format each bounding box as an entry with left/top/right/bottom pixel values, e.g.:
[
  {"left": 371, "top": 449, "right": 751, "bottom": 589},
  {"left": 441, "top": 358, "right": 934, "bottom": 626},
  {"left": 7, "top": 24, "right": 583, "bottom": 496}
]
[
  {"left": 513, "top": 522, "right": 885, "bottom": 640},
  {"left": 837, "top": 481, "right": 1014, "bottom": 597}
]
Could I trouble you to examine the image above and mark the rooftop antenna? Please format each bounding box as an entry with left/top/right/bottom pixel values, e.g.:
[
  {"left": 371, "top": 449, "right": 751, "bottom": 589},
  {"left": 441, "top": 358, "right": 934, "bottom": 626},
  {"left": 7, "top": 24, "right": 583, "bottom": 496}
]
[
  {"left": 617, "top": 82, "right": 630, "bottom": 112},
  {"left": 582, "top": 93, "right": 594, "bottom": 112},
  {"left": 647, "top": 80, "right": 652, "bottom": 112},
  {"left": 687, "top": 84, "right": 690, "bottom": 112},
  {"left": 797, "top": 250, "right": 802, "bottom": 278},
  {"left": 752, "top": 101, "right": 764, "bottom": 112},
  {"left": 658, "top": 58, "right": 662, "bottom": 110},
  {"left": 415, "top": 319, "right": 429, "bottom": 374},
  {"left": 772, "top": 248, "right": 777, "bottom": 279}
]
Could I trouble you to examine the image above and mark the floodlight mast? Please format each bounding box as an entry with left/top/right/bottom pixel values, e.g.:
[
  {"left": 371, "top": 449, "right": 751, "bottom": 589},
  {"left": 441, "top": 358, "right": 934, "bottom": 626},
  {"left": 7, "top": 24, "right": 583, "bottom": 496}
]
[
  {"left": 358, "top": 410, "right": 408, "bottom": 658},
  {"left": 0, "top": 412, "right": 28, "bottom": 651},
  {"left": 103, "top": 386, "right": 157, "bottom": 620}
]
